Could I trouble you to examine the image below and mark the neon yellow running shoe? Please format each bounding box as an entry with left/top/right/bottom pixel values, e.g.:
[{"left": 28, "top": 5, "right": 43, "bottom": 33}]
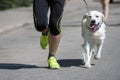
[
  {"left": 48, "top": 56, "right": 60, "bottom": 69},
  {"left": 40, "top": 35, "right": 48, "bottom": 49}
]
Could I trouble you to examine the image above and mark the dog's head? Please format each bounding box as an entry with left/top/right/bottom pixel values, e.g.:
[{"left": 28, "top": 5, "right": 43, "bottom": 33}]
[{"left": 83, "top": 11, "right": 105, "bottom": 31}]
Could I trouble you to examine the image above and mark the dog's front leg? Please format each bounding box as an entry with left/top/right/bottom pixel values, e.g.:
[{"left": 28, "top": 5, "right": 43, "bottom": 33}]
[
  {"left": 85, "top": 46, "right": 95, "bottom": 68},
  {"left": 95, "top": 40, "right": 104, "bottom": 60},
  {"left": 82, "top": 42, "right": 91, "bottom": 68}
]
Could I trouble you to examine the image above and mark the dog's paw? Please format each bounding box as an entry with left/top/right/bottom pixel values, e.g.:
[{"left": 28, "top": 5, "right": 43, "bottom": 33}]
[
  {"left": 94, "top": 55, "right": 101, "bottom": 60},
  {"left": 83, "top": 64, "right": 91, "bottom": 68}
]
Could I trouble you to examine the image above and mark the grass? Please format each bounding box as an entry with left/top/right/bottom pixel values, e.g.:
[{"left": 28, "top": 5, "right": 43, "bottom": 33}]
[{"left": 0, "top": 0, "right": 33, "bottom": 10}]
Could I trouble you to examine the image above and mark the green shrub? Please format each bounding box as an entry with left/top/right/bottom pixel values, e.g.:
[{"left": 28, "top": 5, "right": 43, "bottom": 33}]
[{"left": 0, "top": 0, "right": 33, "bottom": 10}]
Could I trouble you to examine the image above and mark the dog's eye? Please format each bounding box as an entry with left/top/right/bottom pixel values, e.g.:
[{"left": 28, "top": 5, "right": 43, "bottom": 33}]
[
  {"left": 88, "top": 15, "right": 91, "bottom": 18},
  {"left": 96, "top": 15, "right": 99, "bottom": 18}
]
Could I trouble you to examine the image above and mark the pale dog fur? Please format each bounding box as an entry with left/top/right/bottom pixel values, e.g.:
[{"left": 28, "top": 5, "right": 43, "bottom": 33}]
[{"left": 81, "top": 11, "right": 106, "bottom": 68}]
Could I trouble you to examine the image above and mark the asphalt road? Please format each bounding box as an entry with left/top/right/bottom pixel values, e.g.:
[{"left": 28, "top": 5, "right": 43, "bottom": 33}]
[
  {"left": 0, "top": 23, "right": 120, "bottom": 80},
  {"left": 0, "top": 0, "right": 120, "bottom": 80}
]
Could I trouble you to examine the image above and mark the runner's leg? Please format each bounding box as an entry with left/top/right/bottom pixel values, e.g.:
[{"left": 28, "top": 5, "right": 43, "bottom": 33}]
[
  {"left": 33, "top": 0, "right": 49, "bottom": 32},
  {"left": 48, "top": 0, "right": 65, "bottom": 57}
]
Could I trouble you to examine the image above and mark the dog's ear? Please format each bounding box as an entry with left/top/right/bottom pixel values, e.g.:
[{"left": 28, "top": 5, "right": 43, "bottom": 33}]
[
  {"left": 82, "top": 14, "right": 87, "bottom": 20},
  {"left": 82, "top": 12, "right": 89, "bottom": 20},
  {"left": 102, "top": 14, "right": 106, "bottom": 23},
  {"left": 83, "top": 15, "right": 86, "bottom": 19}
]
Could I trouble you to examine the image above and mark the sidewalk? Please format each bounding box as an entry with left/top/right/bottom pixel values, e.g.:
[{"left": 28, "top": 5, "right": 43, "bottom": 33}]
[{"left": 0, "top": 7, "right": 33, "bottom": 33}]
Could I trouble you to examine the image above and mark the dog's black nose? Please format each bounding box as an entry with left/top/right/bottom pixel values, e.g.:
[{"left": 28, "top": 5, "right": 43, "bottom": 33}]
[{"left": 91, "top": 20, "right": 96, "bottom": 24}]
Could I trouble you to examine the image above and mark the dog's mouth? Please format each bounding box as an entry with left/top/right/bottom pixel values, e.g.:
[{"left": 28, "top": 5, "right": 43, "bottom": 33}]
[{"left": 88, "top": 23, "right": 100, "bottom": 31}]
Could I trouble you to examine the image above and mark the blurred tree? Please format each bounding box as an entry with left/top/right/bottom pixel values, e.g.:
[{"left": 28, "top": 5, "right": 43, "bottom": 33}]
[{"left": 0, "top": 0, "right": 33, "bottom": 10}]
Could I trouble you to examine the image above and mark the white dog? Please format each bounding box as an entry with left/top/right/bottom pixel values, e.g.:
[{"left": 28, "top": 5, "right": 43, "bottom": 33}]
[{"left": 81, "top": 11, "right": 106, "bottom": 68}]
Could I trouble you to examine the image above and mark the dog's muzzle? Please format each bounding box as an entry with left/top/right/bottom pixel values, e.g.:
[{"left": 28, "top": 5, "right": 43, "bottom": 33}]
[{"left": 88, "top": 22, "right": 101, "bottom": 32}]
